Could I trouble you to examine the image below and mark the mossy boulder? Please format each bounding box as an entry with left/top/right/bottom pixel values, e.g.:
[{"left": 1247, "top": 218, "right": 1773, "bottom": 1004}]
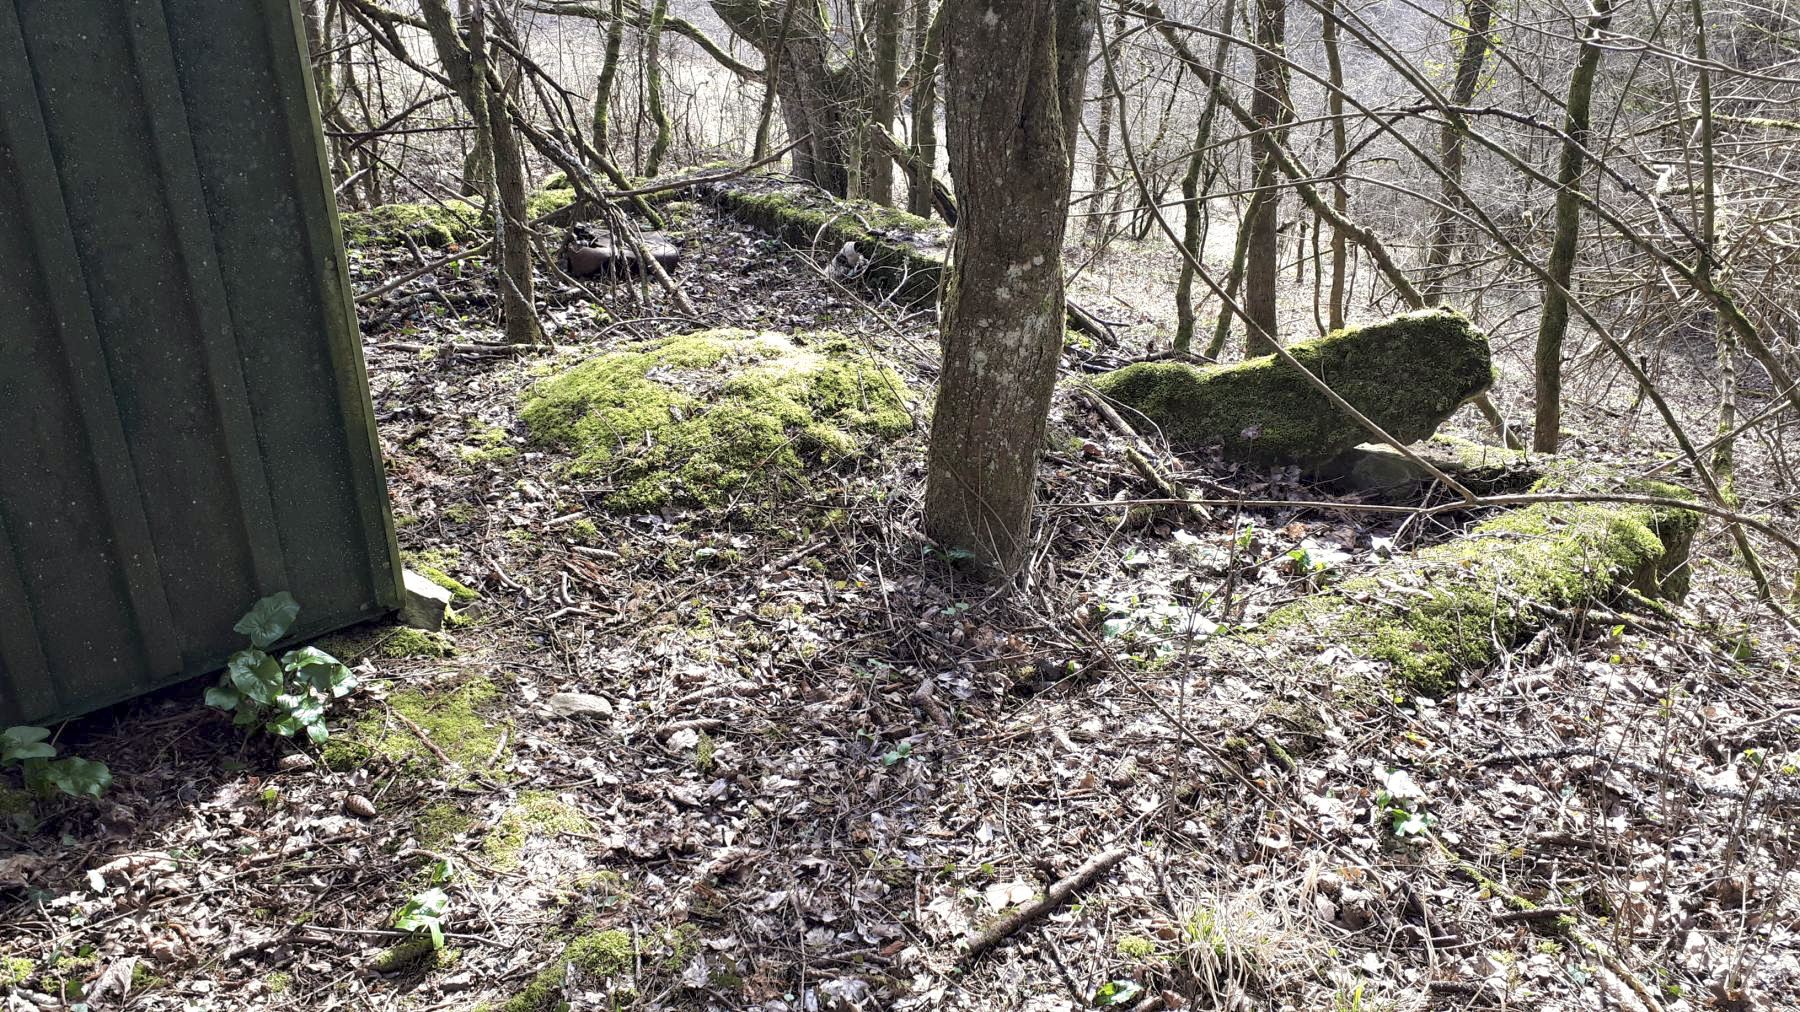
[
  {"left": 1092, "top": 308, "right": 1494, "bottom": 468},
  {"left": 1266, "top": 468, "right": 1700, "bottom": 696},
  {"left": 701, "top": 177, "right": 948, "bottom": 306},
  {"left": 340, "top": 200, "right": 481, "bottom": 249},
  {"left": 522, "top": 329, "right": 914, "bottom": 512}
]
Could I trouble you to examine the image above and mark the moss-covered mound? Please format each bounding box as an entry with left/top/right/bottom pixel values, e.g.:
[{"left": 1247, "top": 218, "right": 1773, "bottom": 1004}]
[
  {"left": 1092, "top": 308, "right": 1494, "bottom": 468},
  {"left": 1266, "top": 469, "right": 1700, "bottom": 697},
  {"left": 701, "top": 177, "right": 948, "bottom": 306},
  {"left": 340, "top": 200, "right": 481, "bottom": 248},
  {"left": 522, "top": 329, "right": 913, "bottom": 511},
  {"left": 526, "top": 185, "right": 576, "bottom": 221}
]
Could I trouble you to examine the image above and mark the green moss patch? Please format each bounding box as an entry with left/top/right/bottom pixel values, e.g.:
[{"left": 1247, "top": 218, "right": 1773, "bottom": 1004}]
[
  {"left": 372, "top": 939, "right": 458, "bottom": 973},
  {"left": 1092, "top": 308, "right": 1493, "bottom": 469},
  {"left": 484, "top": 791, "right": 591, "bottom": 869},
  {"left": 501, "top": 925, "right": 723, "bottom": 1012},
  {"left": 324, "top": 678, "right": 506, "bottom": 776},
  {"left": 527, "top": 185, "right": 577, "bottom": 221},
  {"left": 523, "top": 329, "right": 913, "bottom": 511},
  {"left": 379, "top": 627, "right": 456, "bottom": 659},
  {"left": 504, "top": 930, "right": 633, "bottom": 1012},
  {"left": 1267, "top": 472, "right": 1699, "bottom": 696},
  {"left": 0, "top": 957, "right": 35, "bottom": 988},
  {"left": 341, "top": 200, "right": 480, "bottom": 249},
  {"left": 705, "top": 179, "right": 947, "bottom": 306}
]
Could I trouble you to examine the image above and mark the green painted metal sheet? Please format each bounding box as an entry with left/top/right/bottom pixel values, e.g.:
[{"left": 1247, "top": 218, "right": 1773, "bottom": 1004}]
[{"left": 0, "top": 0, "right": 402, "bottom": 725}]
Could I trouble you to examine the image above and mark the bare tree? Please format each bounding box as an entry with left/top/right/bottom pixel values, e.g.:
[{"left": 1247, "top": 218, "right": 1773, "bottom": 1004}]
[
  {"left": 1532, "top": 0, "right": 1613, "bottom": 451},
  {"left": 1243, "top": 0, "right": 1288, "bottom": 355}
]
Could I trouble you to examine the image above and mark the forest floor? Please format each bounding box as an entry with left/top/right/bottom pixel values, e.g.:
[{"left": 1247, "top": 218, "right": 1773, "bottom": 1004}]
[{"left": 3, "top": 189, "right": 1799, "bottom": 1012}]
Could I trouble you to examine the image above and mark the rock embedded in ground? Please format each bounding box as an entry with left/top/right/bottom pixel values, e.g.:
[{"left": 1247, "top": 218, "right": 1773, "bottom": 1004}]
[
  {"left": 545, "top": 692, "right": 614, "bottom": 719},
  {"left": 1091, "top": 308, "right": 1494, "bottom": 469},
  {"left": 522, "top": 328, "right": 914, "bottom": 512}
]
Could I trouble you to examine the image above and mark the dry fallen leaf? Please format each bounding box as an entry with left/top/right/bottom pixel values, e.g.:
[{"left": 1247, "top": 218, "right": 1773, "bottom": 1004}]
[{"left": 983, "top": 880, "right": 1036, "bottom": 910}]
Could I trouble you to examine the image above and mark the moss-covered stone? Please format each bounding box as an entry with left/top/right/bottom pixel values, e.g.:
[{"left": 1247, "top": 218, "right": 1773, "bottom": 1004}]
[
  {"left": 341, "top": 200, "right": 481, "bottom": 249},
  {"left": 405, "top": 552, "right": 478, "bottom": 602},
  {"left": 1092, "top": 308, "right": 1494, "bottom": 469},
  {"left": 704, "top": 179, "right": 948, "bottom": 306},
  {"left": 523, "top": 329, "right": 913, "bottom": 511},
  {"left": 484, "top": 791, "right": 591, "bottom": 869},
  {"left": 1266, "top": 469, "right": 1700, "bottom": 696}
]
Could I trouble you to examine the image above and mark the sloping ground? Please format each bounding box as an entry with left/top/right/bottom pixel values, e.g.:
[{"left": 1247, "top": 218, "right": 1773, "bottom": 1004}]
[{"left": 0, "top": 195, "right": 1797, "bottom": 1012}]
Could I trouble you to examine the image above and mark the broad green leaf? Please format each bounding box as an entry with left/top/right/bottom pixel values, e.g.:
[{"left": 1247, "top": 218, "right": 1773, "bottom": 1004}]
[
  {"left": 281, "top": 646, "right": 340, "bottom": 674},
  {"left": 234, "top": 592, "right": 301, "bottom": 649},
  {"left": 228, "top": 651, "right": 284, "bottom": 706},
  {"left": 204, "top": 686, "right": 242, "bottom": 711},
  {"left": 2, "top": 727, "right": 58, "bottom": 764},
  {"left": 39, "top": 757, "right": 111, "bottom": 797},
  {"left": 3, "top": 726, "right": 51, "bottom": 746}
]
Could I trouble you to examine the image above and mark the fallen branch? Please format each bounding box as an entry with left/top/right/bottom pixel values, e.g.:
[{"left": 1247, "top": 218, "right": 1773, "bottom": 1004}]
[{"left": 960, "top": 848, "right": 1130, "bottom": 962}]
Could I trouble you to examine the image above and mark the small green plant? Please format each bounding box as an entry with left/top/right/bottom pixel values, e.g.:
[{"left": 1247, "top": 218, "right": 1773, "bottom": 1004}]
[
  {"left": 1373, "top": 767, "right": 1436, "bottom": 838},
  {"left": 393, "top": 859, "right": 455, "bottom": 949},
  {"left": 205, "top": 593, "right": 356, "bottom": 742},
  {"left": 1, "top": 726, "right": 111, "bottom": 798},
  {"left": 1092, "top": 979, "right": 1144, "bottom": 1006},
  {"left": 880, "top": 740, "right": 913, "bottom": 767}
]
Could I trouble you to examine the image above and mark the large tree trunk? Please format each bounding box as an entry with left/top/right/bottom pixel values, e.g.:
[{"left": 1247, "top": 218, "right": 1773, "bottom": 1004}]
[
  {"left": 1533, "top": 0, "right": 1613, "bottom": 451},
  {"left": 420, "top": 0, "right": 543, "bottom": 344},
  {"left": 712, "top": 0, "right": 856, "bottom": 195},
  {"left": 1422, "top": 0, "right": 1496, "bottom": 305},
  {"left": 924, "top": 0, "right": 1093, "bottom": 578},
  {"left": 1243, "top": 0, "right": 1288, "bottom": 355}
]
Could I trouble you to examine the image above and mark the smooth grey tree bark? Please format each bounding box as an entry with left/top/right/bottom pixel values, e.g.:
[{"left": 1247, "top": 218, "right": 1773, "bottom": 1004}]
[{"left": 923, "top": 0, "right": 1094, "bottom": 578}]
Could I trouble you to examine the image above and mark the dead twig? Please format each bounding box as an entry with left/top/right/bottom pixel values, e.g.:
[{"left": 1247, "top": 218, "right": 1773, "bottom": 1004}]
[{"left": 960, "top": 848, "right": 1130, "bottom": 962}]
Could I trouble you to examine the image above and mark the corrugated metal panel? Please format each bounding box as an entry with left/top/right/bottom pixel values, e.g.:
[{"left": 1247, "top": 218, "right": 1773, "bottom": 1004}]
[{"left": 0, "top": 0, "right": 402, "bottom": 725}]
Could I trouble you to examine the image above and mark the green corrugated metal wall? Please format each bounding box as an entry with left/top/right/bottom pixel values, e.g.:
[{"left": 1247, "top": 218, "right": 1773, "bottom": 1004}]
[{"left": 0, "top": 0, "right": 402, "bottom": 725}]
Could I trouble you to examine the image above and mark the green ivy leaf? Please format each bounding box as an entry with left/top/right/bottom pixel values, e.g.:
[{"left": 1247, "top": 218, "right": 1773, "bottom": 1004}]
[{"left": 234, "top": 592, "right": 301, "bottom": 649}]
